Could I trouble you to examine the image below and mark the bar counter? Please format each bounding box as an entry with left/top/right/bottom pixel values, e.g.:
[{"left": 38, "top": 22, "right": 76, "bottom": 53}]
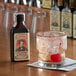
[{"left": 0, "top": 30, "right": 76, "bottom": 76}]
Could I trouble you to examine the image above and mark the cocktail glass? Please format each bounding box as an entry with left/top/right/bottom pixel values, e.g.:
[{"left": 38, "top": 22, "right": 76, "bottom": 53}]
[{"left": 36, "top": 31, "right": 67, "bottom": 67}]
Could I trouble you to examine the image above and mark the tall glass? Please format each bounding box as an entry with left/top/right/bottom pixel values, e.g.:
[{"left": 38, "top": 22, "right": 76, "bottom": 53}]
[
  {"left": 4, "top": 5, "right": 18, "bottom": 33},
  {"left": 3, "top": 5, "right": 18, "bottom": 53},
  {"left": 36, "top": 31, "right": 67, "bottom": 67},
  {"left": 30, "top": 11, "right": 46, "bottom": 59},
  {"left": 0, "top": 4, "right": 5, "bottom": 31},
  {"left": 31, "top": 10, "right": 46, "bottom": 34}
]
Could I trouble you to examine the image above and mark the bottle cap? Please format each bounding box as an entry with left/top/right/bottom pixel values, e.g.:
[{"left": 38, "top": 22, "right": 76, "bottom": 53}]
[{"left": 16, "top": 13, "right": 25, "bottom": 22}]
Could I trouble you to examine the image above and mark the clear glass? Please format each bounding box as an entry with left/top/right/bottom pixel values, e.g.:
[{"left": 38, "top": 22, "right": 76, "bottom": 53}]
[
  {"left": 28, "top": 0, "right": 41, "bottom": 8},
  {"left": 0, "top": 4, "right": 5, "bottom": 34},
  {"left": 4, "top": 0, "right": 15, "bottom": 3},
  {"left": 36, "top": 31, "right": 67, "bottom": 67},
  {"left": 4, "top": 5, "right": 18, "bottom": 32},
  {"left": 3, "top": 5, "right": 18, "bottom": 53},
  {"left": 31, "top": 10, "right": 46, "bottom": 34},
  {"left": 0, "top": 4, "right": 5, "bottom": 28},
  {"left": 16, "top": 0, "right": 27, "bottom": 5}
]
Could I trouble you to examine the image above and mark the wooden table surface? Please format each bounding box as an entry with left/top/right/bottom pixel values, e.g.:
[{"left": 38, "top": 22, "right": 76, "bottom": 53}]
[
  {"left": 0, "top": 29, "right": 76, "bottom": 76},
  {"left": 0, "top": 2, "right": 76, "bottom": 76}
]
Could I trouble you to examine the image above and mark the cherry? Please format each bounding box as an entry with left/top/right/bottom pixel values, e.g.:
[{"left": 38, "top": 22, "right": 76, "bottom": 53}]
[{"left": 51, "top": 53, "right": 62, "bottom": 62}]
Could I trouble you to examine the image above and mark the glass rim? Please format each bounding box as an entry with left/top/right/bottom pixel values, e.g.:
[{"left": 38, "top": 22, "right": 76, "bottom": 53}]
[{"left": 36, "top": 31, "right": 67, "bottom": 38}]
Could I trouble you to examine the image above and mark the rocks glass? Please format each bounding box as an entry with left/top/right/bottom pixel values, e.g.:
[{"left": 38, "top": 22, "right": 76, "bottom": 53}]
[{"left": 36, "top": 31, "right": 67, "bottom": 67}]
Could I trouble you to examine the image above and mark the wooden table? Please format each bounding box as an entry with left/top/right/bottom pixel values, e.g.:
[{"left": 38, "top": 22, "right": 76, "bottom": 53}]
[
  {"left": 0, "top": 30, "right": 76, "bottom": 76},
  {"left": 0, "top": 2, "right": 76, "bottom": 76}
]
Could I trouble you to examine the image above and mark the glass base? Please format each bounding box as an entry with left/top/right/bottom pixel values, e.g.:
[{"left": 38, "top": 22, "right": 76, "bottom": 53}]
[{"left": 38, "top": 60, "right": 64, "bottom": 67}]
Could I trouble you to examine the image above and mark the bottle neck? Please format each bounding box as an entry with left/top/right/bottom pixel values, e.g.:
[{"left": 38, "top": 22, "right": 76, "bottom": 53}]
[
  {"left": 54, "top": 0, "right": 58, "bottom": 6},
  {"left": 6, "top": 0, "right": 14, "bottom": 3},
  {"left": 17, "top": 21, "right": 24, "bottom": 24},
  {"left": 15, "top": 21, "right": 25, "bottom": 28},
  {"left": 64, "top": 0, "right": 69, "bottom": 8},
  {"left": 19, "top": 0, "right": 24, "bottom": 5},
  {"left": 33, "top": 0, "right": 37, "bottom": 6},
  {"left": 17, "top": 0, "right": 27, "bottom": 5}
]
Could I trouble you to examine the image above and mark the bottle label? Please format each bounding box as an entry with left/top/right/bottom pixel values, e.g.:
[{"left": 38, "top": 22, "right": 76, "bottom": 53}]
[
  {"left": 42, "top": 0, "right": 52, "bottom": 8},
  {"left": 61, "top": 12, "right": 72, "bottom": 37},
  {"left": 73, "top": 14, "right": 76, "bottom": 38},
  {"left": 50, "top": 10, "right": 60, "bottom": 31},
  {"left": 14, "top": 33, "right": 30, "bottom": 61}
]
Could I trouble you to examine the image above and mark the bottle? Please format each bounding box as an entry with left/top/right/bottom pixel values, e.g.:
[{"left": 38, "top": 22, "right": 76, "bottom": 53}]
[
  {"left": 28, "top": 0, "right": 41, "bottom": 8},
  {"left": 4, "top": 0, "right": 15, "bottom": 3},
  {"left": 50, "top": 0, "right": 61, "bottom": 31},
  {"left": 69, "top": 0, "right": 75, "bottom": 9},
  {"left": 58, "top": 0, "right": 64, "bottom": 11},
  {"left": 42, "top": 0, "right": 52, "bottom": 9},
  {"left": 73, "top": 9, "right": 76, "bottom": 38},
  {"left": 16, "top": 0, "right": 27, "bottom": 5},
  {"left": 61, "top": 0, "right": 72, "bottom": 37},
  {"left": 75, "top": 0, "right": 76, "bottom": 8},
  {"left": 58, "top": 0, "right": 63, "bottom": 6},
  {"left": 10, "top": 13, "right": 30, "bottom": 62}
]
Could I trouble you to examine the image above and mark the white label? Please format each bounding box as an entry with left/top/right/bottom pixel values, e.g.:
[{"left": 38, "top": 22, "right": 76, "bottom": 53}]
[
  {"left": 14, "top": 33, "right": 30, "bottom": 61},
  {"left": 73, "top": 14, "right": 76, "bottom": 38},
  {"left": 61, "top": 12, "right": 72, "bottom": 37},
  {"left": 50, "top": 10, "right": 60, "bottom": 31}
]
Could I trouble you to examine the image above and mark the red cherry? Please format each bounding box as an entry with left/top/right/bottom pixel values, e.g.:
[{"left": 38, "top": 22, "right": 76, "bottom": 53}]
[{"left": 51, "top": 53, "right": 62, "bottom": 62}]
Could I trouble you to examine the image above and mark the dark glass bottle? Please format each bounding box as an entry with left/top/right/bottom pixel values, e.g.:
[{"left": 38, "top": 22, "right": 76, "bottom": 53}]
[
  {"left": 75, "top": 0, "right": 76, "bottom": 8},
  {"left": 50, "top": 0, "right": 61, "bottom": 31},
  {"left": 16, "top": 0, "right": 27, "bottom": 5},
  {"left": 51, "top": 0, "right": 59, "bottom": 11},
  {"left": 28, "top": 0, "right": 41, "bottom": 8},
  {"left": 62, "top": 0, "right": 71, "bottom": 12},
  {"left": 4, "top": 0, "right": 15, "bottom": 3},
  {"left": 73, "top": 9, "right": 76, "bottom": 38},
  {"left": 10, "top": 13, "right": 30, "bottom": 62},
  {"left": 58, "top": 0, "right": 63, "bottom": 6},
  {"left": 58, "top": 0, "right": 64, "bottom": 11},
  {"left": 69, "top": 0, "right": 75, "bottom": 9},
  {"left": 61, "top": 0, "right": 72, "bottom": 37}
]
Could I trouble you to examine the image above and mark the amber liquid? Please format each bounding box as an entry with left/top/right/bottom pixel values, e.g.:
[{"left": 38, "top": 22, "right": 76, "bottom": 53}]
[{"left": 10, "top": 22, "right": 29, "bottom": 62}]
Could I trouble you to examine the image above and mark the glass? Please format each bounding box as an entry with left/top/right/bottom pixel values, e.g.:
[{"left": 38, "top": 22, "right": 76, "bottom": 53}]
[
  {"left": 4, "top": 0, "right": 15, "bottom": 3},
  {"left": 28, "top": 0, "right": 41, "bottom": 8},
  {"left": 36, "top": 31, "right": 67, "bottom": 67},
  {"left": 0, "top": 4, "right": 5, "bottom": 34},
  {"left": 0, "top": 4, "right": 5, "bottom": 29},
  {"left": 16, "top": 0, "right": 27, "bottom": 5},
  {"left": 3, "top": 5, "right": 18, "bottom": 52},
  {"left": 18, "top": 6, "right": 32, "bottom": 30},
  {"left": 4, "top": 5, "right": 18, "bottom": 33},
  {"left": 31, "top": 10, "right": 46, "bottom": 34}
]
